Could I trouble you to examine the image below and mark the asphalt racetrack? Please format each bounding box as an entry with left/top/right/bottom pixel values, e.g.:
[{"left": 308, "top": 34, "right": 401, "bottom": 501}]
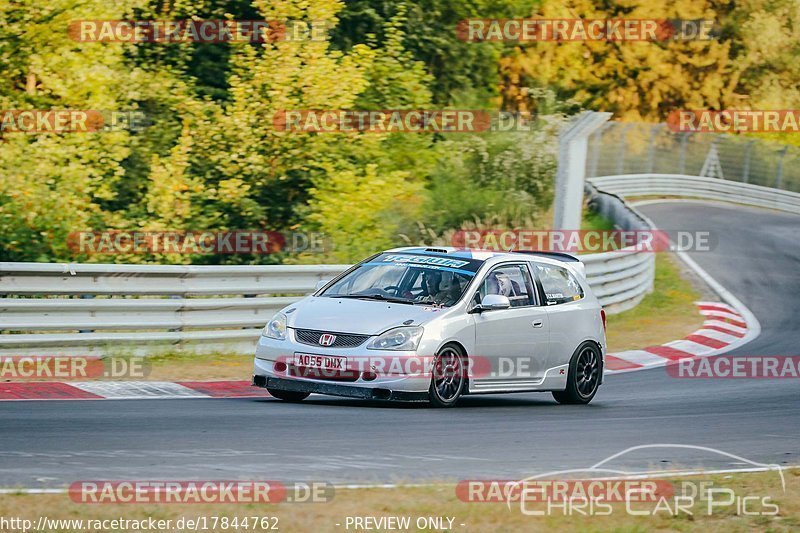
[{"left": 1, "top": 202, "right": 798, "bottom": 488}]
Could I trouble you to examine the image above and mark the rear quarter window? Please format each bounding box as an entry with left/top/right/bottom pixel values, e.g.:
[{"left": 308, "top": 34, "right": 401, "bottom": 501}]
[{"left": 534, "top": 263, "right": 584, "bottom": 305}]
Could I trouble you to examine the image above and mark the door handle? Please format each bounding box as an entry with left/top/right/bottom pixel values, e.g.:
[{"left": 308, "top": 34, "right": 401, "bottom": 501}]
[{"left": 532, "top": 320, "right": 544, "bottom": 328}]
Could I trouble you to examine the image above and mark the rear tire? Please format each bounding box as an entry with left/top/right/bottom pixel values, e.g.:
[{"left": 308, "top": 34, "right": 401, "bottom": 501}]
[
  {"left": 267, "top": 388, "right": 310, "bottom": 402},
  {"left": 428, "top": 344, "right": 466, "bottom": 408},
  {"left": 552, "top": 342, "right": 601, "bottom": 405}
]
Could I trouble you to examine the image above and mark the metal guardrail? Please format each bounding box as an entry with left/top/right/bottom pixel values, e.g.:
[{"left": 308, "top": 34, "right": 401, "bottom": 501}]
[
  {"left": 1, "top": 243, "right": 653, "bottom": 355},
  {"left": 584, "top": 171, "right": 800, "bottom": 315},
  {"left": 0, "top": 264, "right": 347, "bottom": 356},
  {"left": 0, "top": 263, "right": 348, "bottom": 296},
  {"left": 583, "top": 182, "right": 656, "bottom": 314},
  {"left": 590, "top": 174, "right": 800, "bottom": 215},
  {"left": 584, "top": 250, "right": 655, "bottom": 313},
  {"left": 584, "top": 171, "right": 800, "bottom": 312}
]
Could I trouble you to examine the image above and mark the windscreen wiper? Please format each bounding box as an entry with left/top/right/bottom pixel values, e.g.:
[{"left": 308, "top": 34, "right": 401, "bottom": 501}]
[{"left": 330, "top": 294, "right": 416, "bottom": 305}]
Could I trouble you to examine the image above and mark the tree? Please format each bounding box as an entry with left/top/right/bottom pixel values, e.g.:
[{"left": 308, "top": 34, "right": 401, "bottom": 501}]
[
  {"left": 498, "top": 0, "right": 737, "bottom": 120},
  {"left": 732, "top": 0, "right": 800, "bottom": 146},
  {"left": 0, "top": 0, "right": 180, "bottom": 261},
  {"left": 332, "top": 0, "right": 530, "bottom": 106}
]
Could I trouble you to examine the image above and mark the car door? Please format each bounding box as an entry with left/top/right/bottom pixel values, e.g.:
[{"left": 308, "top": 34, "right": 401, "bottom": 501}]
[
  {"left": 470, "top": 263, "right": 550, "bottom": 390},
  {"left": 531, "top": 261, "right": 593, "bottom": 371}
]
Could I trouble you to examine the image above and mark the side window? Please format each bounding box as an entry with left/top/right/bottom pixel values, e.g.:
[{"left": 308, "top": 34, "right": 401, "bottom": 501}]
[
  {"left": 534, "top": 263, "right": 584, "bottom": 305},
  {"left": 476, "top": 264, "right": 537, "bottom": 307}
]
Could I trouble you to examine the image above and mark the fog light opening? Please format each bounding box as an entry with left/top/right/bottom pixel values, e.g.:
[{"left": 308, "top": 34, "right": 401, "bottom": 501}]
[
  {"left": 362, "top": 371, "right": 377, "bottom": 381},
  {"left": 372, "top": 388, "right": 391, "bottom": 400},
  {"left": 274, "top": 361, "right": 287, "bottom": 372}
]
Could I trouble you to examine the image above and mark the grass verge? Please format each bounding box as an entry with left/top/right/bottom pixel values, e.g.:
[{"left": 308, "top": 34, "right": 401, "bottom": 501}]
[
  {"left": 144, "top": 351, "right": 253, "bottom": 381},
  {"left": 0, "top": 469, "right": 797, "bottom": 532}
]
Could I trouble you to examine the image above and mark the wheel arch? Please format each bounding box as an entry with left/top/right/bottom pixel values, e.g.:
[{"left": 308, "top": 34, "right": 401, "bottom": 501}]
[
  {"left": 575, "top": 339, "right": 604, "bottom": 388},
  {"left": 573, "top": 338, "right": 605, "bottom": 385},
  {"left": 435, "top": 340, "right": 470, "bottom": 393}
]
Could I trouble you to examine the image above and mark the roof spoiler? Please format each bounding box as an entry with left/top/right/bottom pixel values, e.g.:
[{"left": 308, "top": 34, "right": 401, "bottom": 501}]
[{"left": 511, "top": 251, "right": 581, "bottom": 263}]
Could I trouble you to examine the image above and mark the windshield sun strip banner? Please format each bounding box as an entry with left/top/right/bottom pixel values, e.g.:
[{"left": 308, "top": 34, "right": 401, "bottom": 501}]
[
  {"left": 360, "top": 261, "right": 478, "bottom": 277},
  {"left": 360, "top": 255, "right": 481, "bottom": 276}
]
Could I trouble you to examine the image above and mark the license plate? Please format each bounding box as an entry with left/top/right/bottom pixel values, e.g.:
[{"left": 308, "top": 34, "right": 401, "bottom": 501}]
[{"left": 293, "top": 353, "right": 347, "bottom": 370}]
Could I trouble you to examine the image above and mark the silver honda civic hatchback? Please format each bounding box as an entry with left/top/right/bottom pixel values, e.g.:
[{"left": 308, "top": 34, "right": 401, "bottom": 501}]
[{"left": 253, "top": 247, "right": 606, "bottom": 407}]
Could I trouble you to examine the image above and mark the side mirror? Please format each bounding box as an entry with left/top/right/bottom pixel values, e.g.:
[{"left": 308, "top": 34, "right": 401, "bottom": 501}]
[
  {"left": 469, "top": 294, "right": 511, "bottom": 313},
  {"left": 314, "top": 280, "right": 330, "bottom": 292}
]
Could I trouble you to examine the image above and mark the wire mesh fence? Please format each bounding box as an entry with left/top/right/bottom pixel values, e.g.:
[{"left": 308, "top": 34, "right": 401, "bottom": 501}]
[{"left": 586, "top": 122, "right": 800, "bottom": 193}]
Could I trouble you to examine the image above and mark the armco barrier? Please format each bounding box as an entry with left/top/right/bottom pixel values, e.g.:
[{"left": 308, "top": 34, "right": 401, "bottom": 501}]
[
  {"left": 590, "top": 174, "right": 800, "bottom": 215},
  {"left": 0, "top": 241, "right": 654, "bottom": 355},
  {"left": 583, "top": 182, "right": 656, "bottom": 314},
  {"left": 0, "top": 264, "right": 346, "bottom": 356}
]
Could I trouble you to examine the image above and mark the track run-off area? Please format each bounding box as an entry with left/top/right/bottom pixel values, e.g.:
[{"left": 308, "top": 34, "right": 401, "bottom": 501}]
[{"left": 0, "top": 201, "right": 798, "bottom": 488}]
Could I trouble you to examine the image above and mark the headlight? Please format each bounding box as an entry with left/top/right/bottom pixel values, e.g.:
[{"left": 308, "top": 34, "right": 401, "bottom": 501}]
[
  {"left": 367, "top": 326, "right": 423, "bottom": 351},
  {"left": 262, "top": 312, "right": 287, "bottom": 340}
]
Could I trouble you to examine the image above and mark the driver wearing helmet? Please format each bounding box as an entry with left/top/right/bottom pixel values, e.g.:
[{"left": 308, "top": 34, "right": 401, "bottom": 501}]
[{"left": 416, "top": 270, "right": 462, "bottom": 306}]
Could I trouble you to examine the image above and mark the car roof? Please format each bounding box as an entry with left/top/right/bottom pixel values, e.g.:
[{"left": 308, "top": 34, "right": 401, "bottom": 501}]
[{"left": 384, "top": 247, "right": 582, "bottom": 267}]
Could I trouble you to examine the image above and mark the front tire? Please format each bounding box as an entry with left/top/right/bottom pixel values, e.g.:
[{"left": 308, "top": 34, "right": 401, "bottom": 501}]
[
  {"left": 552, "top": 342, "right": 601, "bottom": 405},
  {"left": 428, "top": 344, "right": 466, "bottom": 408},
  {"left": 267, "top": 388, "right": 310, "bottom": 402}
]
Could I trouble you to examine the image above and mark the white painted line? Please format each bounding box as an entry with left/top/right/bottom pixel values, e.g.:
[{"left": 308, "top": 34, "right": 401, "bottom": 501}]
[
  {"left": 664, "top": 339, "right": 716, "bottom": 356},
  {"left": 693, "top": 328, "right": 741, "bottom": 344},
  {"left": 603, "top": 203, "right": 761, "bottom": 377},
  {"left": 700, "top": 309, "right": 744, "bottom": 322},
  {"left": 70, "top": 381, "right": 208, "bottom": 399},
  {"left": 327, "top": 464, "right": 789, "bottom": 487},
  {"left": 696, "top": 301, "right": 737, "bottom": 312},
  {"left": 702, "top": 319, "right": 747, "bottom": 335},
  {"left": 631, "top": 205, "right": 761, "bottom": 351},
  {"left": 673, "top": 249, "right": 761, "bottom": 349}
]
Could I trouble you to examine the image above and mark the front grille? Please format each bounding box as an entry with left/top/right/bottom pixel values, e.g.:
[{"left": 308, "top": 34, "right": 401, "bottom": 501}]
[{"left": 293, "top": 329, "right": 370, "bottom": 348}]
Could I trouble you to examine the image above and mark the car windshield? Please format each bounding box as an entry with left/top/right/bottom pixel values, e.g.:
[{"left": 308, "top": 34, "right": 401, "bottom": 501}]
[{"left": 320, "top": 252, "right": 483, "bottom": 307}]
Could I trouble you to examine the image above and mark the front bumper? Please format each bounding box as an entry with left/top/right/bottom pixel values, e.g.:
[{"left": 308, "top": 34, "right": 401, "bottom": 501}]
[
  {"left": 253, "top": 375, "right": 428, "bottom": 402},
  {"left": 253, "top": 333, "right": 434, "bottom": 400}
]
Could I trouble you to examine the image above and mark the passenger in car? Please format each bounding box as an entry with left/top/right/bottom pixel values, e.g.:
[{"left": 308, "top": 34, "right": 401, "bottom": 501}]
[{"left": 417, "top": 271, "right": 463, "bottom": 306}]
